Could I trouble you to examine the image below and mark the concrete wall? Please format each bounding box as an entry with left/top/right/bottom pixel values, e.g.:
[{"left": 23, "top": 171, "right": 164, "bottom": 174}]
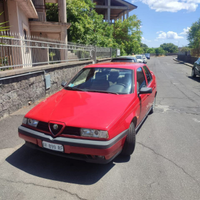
[
  {"left": 0, "top": 58, "right": 111, "bottom": 119},
  {"left": 18, "top": 6, "right": 33, "bottom": 68},
  {"left": 7, "top": 0, "right": 33, "bottom": 68}
]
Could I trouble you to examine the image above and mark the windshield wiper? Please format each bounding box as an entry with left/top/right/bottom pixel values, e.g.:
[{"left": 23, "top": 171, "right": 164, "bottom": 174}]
[
  {"left": 65, "top": 87, "right": 119, "bottom": 94},
  {"left": 86, "top": 90, "right": 119, "bottom": 95},
  {"left": 64, "top": 87, "right": 85, "bottom": 91}
]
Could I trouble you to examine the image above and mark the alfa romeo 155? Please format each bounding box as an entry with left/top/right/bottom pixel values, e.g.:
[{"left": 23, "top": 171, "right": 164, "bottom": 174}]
[{"left": 18, "top": 62, "right": 157, "bottom": 163}]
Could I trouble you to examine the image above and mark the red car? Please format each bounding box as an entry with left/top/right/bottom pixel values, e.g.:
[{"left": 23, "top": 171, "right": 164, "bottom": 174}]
[{"left": 18, "top": 62, "right": 157, "bottom": 164}]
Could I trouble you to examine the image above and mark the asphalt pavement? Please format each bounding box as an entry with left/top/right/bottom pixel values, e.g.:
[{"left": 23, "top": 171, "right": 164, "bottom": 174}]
[{"left": 0, "top": 56, "right": 200, "bottom": 200}]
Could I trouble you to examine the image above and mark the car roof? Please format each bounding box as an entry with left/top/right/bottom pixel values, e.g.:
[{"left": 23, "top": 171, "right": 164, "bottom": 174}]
[
  {"left": 112, "top": 56, "right": 136, "bottom": 60},
  {"left": 84, "top": 62, "right": 145, "bottom": 70}
]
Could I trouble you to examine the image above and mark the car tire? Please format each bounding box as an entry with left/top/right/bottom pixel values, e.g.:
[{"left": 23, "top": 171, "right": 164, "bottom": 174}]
[
  {"left": 191, "top": 67, "right": 196, "bottom": 78},
  {"left": 150, "top": 96, "right": 156, "bottom": 114},
  {"left": 121, "top": 123, "right": 136, "bottom": 156}
]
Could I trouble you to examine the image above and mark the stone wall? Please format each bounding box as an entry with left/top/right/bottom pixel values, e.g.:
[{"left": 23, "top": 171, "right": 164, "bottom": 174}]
[{"left": 0, "top": 58, "right": 111, "bottom": 119}]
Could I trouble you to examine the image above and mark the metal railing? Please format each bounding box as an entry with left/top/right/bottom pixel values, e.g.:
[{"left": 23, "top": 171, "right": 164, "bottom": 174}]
[{"left": 0, "top": 32, "right": 118, "bottom": 71}]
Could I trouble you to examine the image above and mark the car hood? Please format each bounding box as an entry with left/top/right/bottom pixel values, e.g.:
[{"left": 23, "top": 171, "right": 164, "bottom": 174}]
[{"left": 26, "top": 89, "right": 136, "bottom": 130}]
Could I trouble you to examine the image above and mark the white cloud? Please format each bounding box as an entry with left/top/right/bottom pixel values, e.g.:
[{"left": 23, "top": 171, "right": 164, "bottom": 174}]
[
  {"left": 157, "top": 31, "right": 184, "bottom": 39},
  {"left": 180, "top": 27, "right": 190, "bottom": 35},
  {"left": 142, "top": 37, "right": 152, "bottom": 42},
  {"left": 157, "top": 31, "right": 167, "bottom": 39},
  {"left": 131, "top": 0, "right": 200, "bottom": 12}
]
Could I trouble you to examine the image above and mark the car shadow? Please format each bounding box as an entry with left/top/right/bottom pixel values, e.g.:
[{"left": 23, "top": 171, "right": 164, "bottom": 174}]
[
  {"left": 188, "top": 76, "right": 200, "bottom": 83},
  {"left": 6, "top": 144, "right": 129, "bottom": 185}
]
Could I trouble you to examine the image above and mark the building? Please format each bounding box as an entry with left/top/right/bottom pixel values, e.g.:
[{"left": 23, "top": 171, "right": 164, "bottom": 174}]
[
  {"left": 0, "top": 0, "right": 70, "bottom": 68},
  {"left": 93, "top": 0, "right": 137, "bottom": 23}
]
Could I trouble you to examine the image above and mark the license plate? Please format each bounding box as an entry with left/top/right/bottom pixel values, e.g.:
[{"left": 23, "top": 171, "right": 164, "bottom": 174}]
[{"left": 42, "top": 141, "right": 64, "bottom": 152}]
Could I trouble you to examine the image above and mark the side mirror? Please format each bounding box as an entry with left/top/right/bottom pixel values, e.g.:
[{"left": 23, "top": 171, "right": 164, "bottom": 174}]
[
  {"left": 61, "top": 81, "right": 67, "bottom": 87},
  {"left": 139, "top": 87, "right": 152, "bottom": 94}
]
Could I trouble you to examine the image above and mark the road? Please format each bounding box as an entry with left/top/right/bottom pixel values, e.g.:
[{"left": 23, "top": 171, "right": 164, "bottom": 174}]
[{"left": 0, "top": 56, "right": 200, "bottom": 200}]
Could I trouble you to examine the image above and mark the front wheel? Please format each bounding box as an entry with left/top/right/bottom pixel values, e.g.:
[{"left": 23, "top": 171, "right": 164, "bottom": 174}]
[
  {"left": 121, "top": 123, "right": 136, "bottom": 156},
  {"left": 191, "top": 67, "right": 196, "bottom": 78}
]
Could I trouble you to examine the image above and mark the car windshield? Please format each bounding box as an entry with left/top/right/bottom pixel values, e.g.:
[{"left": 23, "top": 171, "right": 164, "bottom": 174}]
[
  {"left": 136, "top": 56, "right": 142, "bottom": 59},
  {"left": 65, "top": 68, "right": 134, "bottom": 94}
]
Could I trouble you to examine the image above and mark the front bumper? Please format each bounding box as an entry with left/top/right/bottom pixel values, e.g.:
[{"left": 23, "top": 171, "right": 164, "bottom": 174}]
[{"left": 18, "top": 126, "right": 128, "bottom": 164}]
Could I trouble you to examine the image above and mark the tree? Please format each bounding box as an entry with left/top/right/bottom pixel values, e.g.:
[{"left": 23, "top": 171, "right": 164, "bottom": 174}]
[
  {"left": 188, "top": 18, "right": 200, "bottom": 56},
  {"left": 179, "top": 46, "right": 191, "bottom": 53},
  {"left": 160, "top": 43, "right": 178, "bottom": 53},
  {"left": 67, "top": 0, "right": 116, "bottom": 46},
  {"left": 146, "top": 48, "right": 155, "bottom": 54},
  {"left": 46, "top": 0, "right": 115, "bottom": 46},
  {"left": 140, "top": 43, "right": 148, "bottom": 53},
  {"left": 46, "top": 1, "right": 142, "bottom": 54},
  {"left": 113, "top": 16, "right": 142, "bottom": 55},
  {"left": 155, "top": 47, "right": 165, "bottom": 56}
]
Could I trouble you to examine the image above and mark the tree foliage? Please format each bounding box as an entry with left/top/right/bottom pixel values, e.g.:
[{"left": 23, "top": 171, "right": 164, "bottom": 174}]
[
  {"left": 188, "top": 18, "right": 200, "bottom": 55},
  {"left": 155, "top": 47, "right": 165, "bottom": 56},
  {"left": 46, "top": 0, "right": 142, "bottom": 55},
  {"left": 0, "top": 12, "right": 9, "bottom": 32},
  {"left": 179, "top": 46, "right": 191, "bottom": 52},
  {"left": 146, "top": 48, "right": 155, "bottom": 54},
  {"left": 67, "top": 0, "right": 115, "bottom": 46},
  {"left": 160, "top": 43, "right": 178, "bottom": 53},
  {"left": 140, "top": 43, "right": 148, "bottom": 53},
  {"left": 113, "top": 16, "right": 142, "bottom": 55}
]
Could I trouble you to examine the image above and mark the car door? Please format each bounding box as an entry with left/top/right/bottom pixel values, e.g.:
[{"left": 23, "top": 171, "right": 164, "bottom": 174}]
[{"left": 136, "top": 67, "right": 149, "bottom": 123}]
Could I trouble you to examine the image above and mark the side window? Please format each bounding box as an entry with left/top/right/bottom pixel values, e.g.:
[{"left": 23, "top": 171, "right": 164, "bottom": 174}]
[
  {"left": 71, "top": 69, "right": 91, "bottom": 87},
  {"left": 137, "top": 67, "right": 146, "bottom": 93},
  {"left": 143, "top": 66, "right": 152, "bottom": 84}
]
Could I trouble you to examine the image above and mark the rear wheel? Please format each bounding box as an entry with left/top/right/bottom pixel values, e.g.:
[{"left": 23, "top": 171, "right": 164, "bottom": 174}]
[
  {"left": 121, "top": 123, "right": 136, "bottom": 156},
  {"left": 191, "top": 67, "right": 196, "bottom": 78}
]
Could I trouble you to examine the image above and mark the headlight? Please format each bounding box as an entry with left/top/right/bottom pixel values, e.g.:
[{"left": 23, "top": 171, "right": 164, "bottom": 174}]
[
  {"left": 81, "top": 129, "right": 108, "bottom": 139},
  {"left": 22, "top": 117, "right": 39, "bottom": 128}
]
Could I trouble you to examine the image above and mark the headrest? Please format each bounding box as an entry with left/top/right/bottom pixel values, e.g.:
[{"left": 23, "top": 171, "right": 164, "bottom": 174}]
[
  {"left": 95, "top": 72, "right": 106, "bottom": 80},
  {"left": 108, "top": 71, "right": 119, "bottom": 82}
]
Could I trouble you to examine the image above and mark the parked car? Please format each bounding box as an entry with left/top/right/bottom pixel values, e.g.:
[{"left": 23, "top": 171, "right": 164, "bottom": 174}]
[
  {"left": 18, "top": 62, "right": 157, "bottom": 164},
  {"left": 145, "top": 53, "right": 150, "bottom": 59},
  {"left": 136, "top": 55, "right": 147, "bottom": 64},
  {"left": 111, "top": 56, "right": 137, "bottom": 63},
  {"left": 191, "top": 57, "right": 200, "bottom": 77}
]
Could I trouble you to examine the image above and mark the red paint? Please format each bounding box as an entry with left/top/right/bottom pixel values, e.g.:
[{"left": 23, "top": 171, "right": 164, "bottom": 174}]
[{"left": 19, "top": 62, "right": 157, "bottom": 162}]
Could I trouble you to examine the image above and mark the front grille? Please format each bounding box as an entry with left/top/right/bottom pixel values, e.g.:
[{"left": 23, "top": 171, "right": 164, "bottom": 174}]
[
  {"left": 62, "top": 126, "right": 81, "bottom": 136},
  {"left": 36, "top": 121, "right": 81, "bottom": 136},
  {"left": 37, "top": 121, "right": 49, "bottom": 132}
]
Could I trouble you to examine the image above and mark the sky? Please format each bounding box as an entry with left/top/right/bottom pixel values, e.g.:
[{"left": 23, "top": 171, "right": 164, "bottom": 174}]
[{"left": 127, "top": 0, "right": 200, "bottom": 48}]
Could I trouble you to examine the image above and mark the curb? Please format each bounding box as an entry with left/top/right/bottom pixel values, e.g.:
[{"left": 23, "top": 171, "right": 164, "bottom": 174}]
[{"left": 173, "top": 58, "right": 193, "bottom": 68}]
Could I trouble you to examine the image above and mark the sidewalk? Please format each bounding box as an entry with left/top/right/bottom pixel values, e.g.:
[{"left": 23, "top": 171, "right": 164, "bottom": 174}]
[
  {"left": 173, "top": 58, "right": 193, "bottom": 68},
  {"left": 0, "top": 100, "right": 42, "bottom": 151}
]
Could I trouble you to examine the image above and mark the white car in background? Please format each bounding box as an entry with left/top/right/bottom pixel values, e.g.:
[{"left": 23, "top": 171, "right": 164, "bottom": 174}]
[{"left": 136, "top": 55, "right": 147, "bottom": 64}]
